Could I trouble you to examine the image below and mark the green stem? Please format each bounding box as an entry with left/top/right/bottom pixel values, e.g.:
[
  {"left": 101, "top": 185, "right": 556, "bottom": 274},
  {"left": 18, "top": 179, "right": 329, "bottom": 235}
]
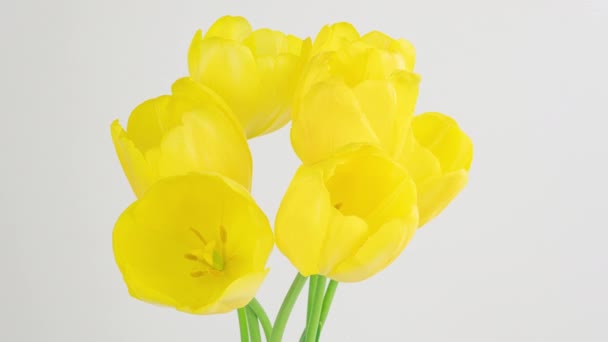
[
  {"left": 315, "top": 280, "right": 339, "bottom": 341},
  {"left": 304, "top": 276, "right": 326, "bottom": 342},
  {"left": 270, "top": 273, "right": 308, "bottom": 342},
  {"left": 307, "top": 276, "right": 318, "bottom": 324},
  {"left": 237, "top": 308, "right": 250, "bottom": 342},
  {"left": 300, "top": 276, "right": 319, "bottom": 341},
  {"left": 246, "top": 306, "right": 262, "bottom": 342},
  {"left": 247, "top": 298, "right": 272, "bottom": 341}
]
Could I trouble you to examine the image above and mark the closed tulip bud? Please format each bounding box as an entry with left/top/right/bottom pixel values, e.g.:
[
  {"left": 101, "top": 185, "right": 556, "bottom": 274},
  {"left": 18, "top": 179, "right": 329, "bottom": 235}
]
[
  {"left": 188, "top": 15, "right": 311, "bottom": 138},
  {"left": 275, "top": 145, "right": 418, "bottom": 282},
  {"left": 291, "top": 24, "right": 420, "bottom": 165},
  {"left": 398, "top": 112, "right": 473, "bottom": 226},
  {"left": 111, "top": 77, "right": 252, "bottom": 198},
  {"left": 311, "top": 22, "right": 415, "bottom": 72}
]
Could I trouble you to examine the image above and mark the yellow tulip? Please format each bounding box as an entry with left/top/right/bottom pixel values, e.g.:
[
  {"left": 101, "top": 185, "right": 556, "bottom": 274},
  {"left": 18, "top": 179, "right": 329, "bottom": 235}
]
[
  {"left": 310, "top": 22, "right": 415, "bottom": 72},
  {"left": 291, "top": 25, "right": 420, "bottom": 164},
  {"left": 188, "top": 15, "right": 311, "bottom": 138},
  {"left": 111, "top": 77, "right": 252, "bottom": 198},
  {"left": 398, "top": 112, "right": 473, "bottom": 227},
  {"left": 113, "top": 173, "right": 274, "bottom": 314},
  {"left": 275, "top": 145, "right": 418, "bottom": 282}
]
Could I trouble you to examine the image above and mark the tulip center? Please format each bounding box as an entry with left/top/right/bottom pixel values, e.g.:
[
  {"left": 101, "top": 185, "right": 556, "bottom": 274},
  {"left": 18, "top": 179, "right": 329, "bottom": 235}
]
[
  {"left": 325, "top": 154, "right": 404, "bottom": 225},
  {"left": 184, "top": 227, "right": 226, "bottom": 277}
]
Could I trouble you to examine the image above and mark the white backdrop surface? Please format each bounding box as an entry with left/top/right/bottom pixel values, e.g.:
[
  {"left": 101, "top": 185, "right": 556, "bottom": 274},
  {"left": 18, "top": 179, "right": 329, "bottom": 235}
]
[{"left": 1, "top": 0, "right": 607, "bottom": 341}]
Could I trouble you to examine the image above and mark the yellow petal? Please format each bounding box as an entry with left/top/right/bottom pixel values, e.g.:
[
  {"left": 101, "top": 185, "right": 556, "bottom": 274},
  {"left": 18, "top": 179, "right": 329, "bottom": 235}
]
[
  {"left": 157, "top": 110, "right": 252, "bottom": 191},
  {"left": 113, "top": 173, "right": 273, "bottom": 314},
  {"left": 188, "top": 38, "right": 260, "bottom": 103},
  {"left": 360, "top": 30, "right": 394, "bottom": 49},
  {"left": 397, "top": 130, "right": 442, "bottom": 184},
  {"left": 324, "top": 147, "right": 418, "bottom": 281},
  {"left": 242, "top": 54, "right": 298, "bottom": 137},
  {"left": 275, "top": 166, "right": 332, "bottom": 276},
  {"left": 311, "top": 22, "right": 360, "bottom": 56},
  {"left": 293, "top": 31, "right": 420, "bottom": 163},
  {"left": 188, "top": 36, "right": 262, "bottom": 136},
  {"left": 110, "top": 121, "right": 157, "bottom": 198},
  {"left": 243, "top": 28, "right": 295, "bottom": 56},
  {"left": 189, "top": 22, "right": 308, "bottom": 138},
  {"left": 361, "top": 31, "right": 416, "bottom": 72},
  {"left": 276, "top": 145, "right": 418, "bottom": 281},
  {"left": 352, "top": 75, "right": 418, "bottom": 158},
  {"left": 169, "top": 79, "right": 252, "bottom": 183},
  {"left": 330, "top": 214, "right": 417, "bottom": 282},
  {"left": 352, "top": 80, "right": 400, "bottom": 152},
  {"left": 199, "top": 271, "right": 269, "bottom": 314},
  {"left": 417, "top": 170, "right": 469, "bottom": 227},
  {"left": 291, "top": 81, "right": 380, "bottom": 164},
  {"left": 164, "top": 77, "right": 252, "bottom": 189},
  {"left": 188, "top": 30, "right": 205, "bottom": 82},
  {"left": 239, "top": 32, "right": 308, "bottom": 136},
  {"left": 412, "top": 112, "right": 473, "bottom": 172},
  {"left": 252, "top": 56, "right": 285, "bottom": 129},
  {"left": 331, "top": 44, "right": 374, "bottom": 86},
  {"left": 170, "top": 77, "right": 234, "bottom": 118},
  {"left": 293, "top": 52, "right": 336, "bottom": 103},
  {"left": 324, "top": 146, "right": 413, "bottom": 223},
  {"left": 318, "top": 210, "right": 368, "bottom": 275},
  {"left": 126, "top": 96, "right": 173, "bottom": 152},
  {"left": 398, "top": 113, "right": 472, "bottom": 227},
  {"left": 395, "top": 38, "right": 416, "bottom": 71},
  {"left": 287, "top": 34, "right": 307, "bottom": 55},
  {"left": 111, "top": 77, "right": 253, "bottom": 196},
  {"left": 304, "top": 24, "right": 417, "bottom": 95},
  {"left": 204, "top": 16, "right": 252, "bottom": 42}
]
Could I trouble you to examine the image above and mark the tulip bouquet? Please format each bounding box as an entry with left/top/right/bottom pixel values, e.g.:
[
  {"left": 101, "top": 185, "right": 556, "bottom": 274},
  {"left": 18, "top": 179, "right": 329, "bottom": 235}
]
[{"left": 110, "top": 16, "right": 473, "bottom": 342}]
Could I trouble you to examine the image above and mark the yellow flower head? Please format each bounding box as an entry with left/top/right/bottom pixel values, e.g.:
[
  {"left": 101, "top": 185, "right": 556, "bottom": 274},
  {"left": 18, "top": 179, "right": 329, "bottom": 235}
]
[
  {"left": 113, "top": 173, "right": 274, "bottom": 314},
  {"left": 275, "top": 145, "right": 418, "bottom": 282},
  {"left": 398, "top": 112, "right": 473, "bottom": 226},
  {"left": 188, "top": 15, "right": 311, "bottom": 138},
  {"left": 291, "top": 23, "right": 420, "bottom": 164},
  {"left": 310, "top": 22, "right": 415, "bottom": 72},
  {"left": 111, "top": 77, "right": 252, "bottom": 198}
]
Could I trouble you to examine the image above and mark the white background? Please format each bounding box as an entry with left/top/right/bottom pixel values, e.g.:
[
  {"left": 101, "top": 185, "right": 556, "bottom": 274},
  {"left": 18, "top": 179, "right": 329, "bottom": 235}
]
[{"left": 1, "top": 0, "right": 607, "bottom": 341}]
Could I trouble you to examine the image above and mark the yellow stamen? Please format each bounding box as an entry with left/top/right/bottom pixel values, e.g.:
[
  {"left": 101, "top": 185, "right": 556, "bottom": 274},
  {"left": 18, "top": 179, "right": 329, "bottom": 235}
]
[
  {"left": 190, "top": 270, "right": 206, "bottom": 278},
  {"left": 184, "top": 228, "right": 226, "bottom": 277},
  {"left": 220, "top": 225, "right": 227, "bottom": 244}
]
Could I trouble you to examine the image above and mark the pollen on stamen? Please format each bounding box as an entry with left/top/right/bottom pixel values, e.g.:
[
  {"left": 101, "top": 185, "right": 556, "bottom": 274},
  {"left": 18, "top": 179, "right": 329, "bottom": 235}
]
[
  {"left": 189, "top": 227, "right": 208, "bottom": 245},
  {"left": 184, "top": 253, "right": 198, "bottom": 261},
  {"left": 190, "top": 270, "right": 206, "bottom": 278},
  {"left": 220, "top": 225, "right": 227, "bottom": 244}
]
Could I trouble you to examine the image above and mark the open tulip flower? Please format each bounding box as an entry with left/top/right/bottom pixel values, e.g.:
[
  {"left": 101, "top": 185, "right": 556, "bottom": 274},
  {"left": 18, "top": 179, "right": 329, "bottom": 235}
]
[
  {"left": 275, "top": 144, "right": 418, "bottom": 282},
  {"left": 111, "top": 77, "right": 252, "bottom": 198},
  {"left": 188, "top": 15, "right": 311, "bottom": 138},
  {"left": 110, "top": 16, "right": 474, "bottom": 342},
  {"left": 113, "top": 173, "right": 274, "bottom": 314}
]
